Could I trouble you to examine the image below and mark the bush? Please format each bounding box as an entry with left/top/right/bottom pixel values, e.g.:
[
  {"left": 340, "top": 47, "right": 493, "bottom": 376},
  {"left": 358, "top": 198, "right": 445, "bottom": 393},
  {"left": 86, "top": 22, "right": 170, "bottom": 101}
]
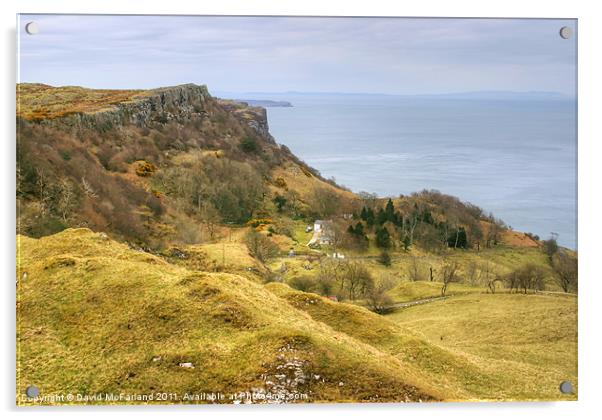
[
  {"left": 239, "top": 137, "right": 259, "bottom": 153},
  {"left": 289, "top": 276, "right": 317, "bottom": 292},
  {"left": 136, "top": 161, "right": 157, "bottom": 177},
  {"left": 378, "top": 251, "right": 392, "bottom": 266}
]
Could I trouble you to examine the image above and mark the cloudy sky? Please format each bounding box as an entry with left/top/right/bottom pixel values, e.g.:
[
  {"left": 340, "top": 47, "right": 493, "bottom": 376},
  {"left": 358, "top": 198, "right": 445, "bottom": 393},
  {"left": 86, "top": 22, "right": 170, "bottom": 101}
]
[{"left": 17, "top": 15, "right": 576, "bottom": 95}]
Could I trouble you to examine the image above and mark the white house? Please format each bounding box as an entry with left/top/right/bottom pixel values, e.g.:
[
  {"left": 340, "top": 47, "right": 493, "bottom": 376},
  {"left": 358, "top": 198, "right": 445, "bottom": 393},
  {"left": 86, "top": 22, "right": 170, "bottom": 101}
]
[
  {"left": 307, "top": 220, "right": 333, "bottom": 246},
  {"left": 314, "top": 220, "right": 325, "bottom": 232}
]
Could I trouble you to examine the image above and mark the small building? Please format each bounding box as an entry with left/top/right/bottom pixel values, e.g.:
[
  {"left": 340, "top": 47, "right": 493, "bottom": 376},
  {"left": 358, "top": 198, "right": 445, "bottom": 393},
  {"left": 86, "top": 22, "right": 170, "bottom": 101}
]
[
  {"left": 308, "top": 219, "right": 333, "bottom": 246},
  {"left": 314, "top": 220, "right": 325, "bottom": 232}
]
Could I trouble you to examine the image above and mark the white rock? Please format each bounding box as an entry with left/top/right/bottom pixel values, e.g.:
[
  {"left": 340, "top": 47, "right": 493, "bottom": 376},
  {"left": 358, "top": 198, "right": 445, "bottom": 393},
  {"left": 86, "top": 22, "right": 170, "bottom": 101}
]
[{"left": 179, "top": 362, "right": 195, "bottom": 369}]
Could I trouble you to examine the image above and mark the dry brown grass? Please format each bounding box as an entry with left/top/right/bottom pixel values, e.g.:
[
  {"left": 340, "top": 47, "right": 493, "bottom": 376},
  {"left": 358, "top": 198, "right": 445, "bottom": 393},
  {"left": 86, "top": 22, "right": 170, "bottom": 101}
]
[{"left": 17, "top": 83, "right": 148, "bottom": 120}]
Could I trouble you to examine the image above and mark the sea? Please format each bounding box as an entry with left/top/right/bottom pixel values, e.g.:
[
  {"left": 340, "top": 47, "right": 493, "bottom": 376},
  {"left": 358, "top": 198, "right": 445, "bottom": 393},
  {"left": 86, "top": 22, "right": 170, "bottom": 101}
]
[{"left": 223, "top": 92, "right": 577, "bottom": 249}]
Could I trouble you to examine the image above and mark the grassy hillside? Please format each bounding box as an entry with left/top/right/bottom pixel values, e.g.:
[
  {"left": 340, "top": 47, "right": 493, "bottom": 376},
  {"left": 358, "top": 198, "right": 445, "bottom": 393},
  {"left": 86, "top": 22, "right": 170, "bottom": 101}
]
[
  {"left": 267, "top": 283, "right": 577, "bottom": 401},
  {"left": 17, "top": 229, "right": 439, "bottom": 405},
  {"left": 387, "top": 293, "right": 577, "bottom": 401}
]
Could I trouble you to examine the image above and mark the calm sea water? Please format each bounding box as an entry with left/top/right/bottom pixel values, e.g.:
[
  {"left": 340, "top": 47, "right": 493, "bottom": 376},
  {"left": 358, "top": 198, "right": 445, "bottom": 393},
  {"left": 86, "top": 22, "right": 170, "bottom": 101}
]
[{"left": 244, "top": 94, "right": 577, "bottom": 248}]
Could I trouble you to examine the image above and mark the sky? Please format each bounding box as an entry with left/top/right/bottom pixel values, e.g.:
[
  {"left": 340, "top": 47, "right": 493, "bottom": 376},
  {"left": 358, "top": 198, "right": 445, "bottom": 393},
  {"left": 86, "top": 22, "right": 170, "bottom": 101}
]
[{"left": 17, "top": 15, "right": 577, "bottom": 95}]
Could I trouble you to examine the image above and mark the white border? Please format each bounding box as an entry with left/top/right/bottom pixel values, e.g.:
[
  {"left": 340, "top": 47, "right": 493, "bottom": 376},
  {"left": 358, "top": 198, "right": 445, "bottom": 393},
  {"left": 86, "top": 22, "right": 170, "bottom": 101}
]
[{"left": 2, "top": 1, "right": 601, "bottom": 419}]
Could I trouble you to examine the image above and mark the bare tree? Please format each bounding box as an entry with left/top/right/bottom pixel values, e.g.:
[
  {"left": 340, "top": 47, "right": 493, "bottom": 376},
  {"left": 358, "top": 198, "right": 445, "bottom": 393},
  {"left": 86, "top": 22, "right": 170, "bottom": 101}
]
[
  {"left": 245, "top": 229, "right": 279, "bottom": 263},
  {"left": 365, "top": 275, "right": 396, "bottom": 314},
  {"left": 407, "top": 256, "right": 424, "bottom": 282},
  {"left": 466, "top": 261, "right": 481, "bottom": 285},
  {"left": 310, "top": 186, "right": 340, "bottom": 218},
  {"left": 56, "top": 177, "right": 77, "bottom": 222},
  {"left": 480, "top": 261, "right": 499, "bottom": 294},
  {"left": 505, "top": 263, "right": 546, "bottom": 294},
  {"left": 441, "top": 260, "right": 461, "bottom": 296},
  {"left": 343, "top": 260, "right": 374, "bottom": 301},
  {"left": 551, "top": 251, "right": 578, "bottom": 293}
]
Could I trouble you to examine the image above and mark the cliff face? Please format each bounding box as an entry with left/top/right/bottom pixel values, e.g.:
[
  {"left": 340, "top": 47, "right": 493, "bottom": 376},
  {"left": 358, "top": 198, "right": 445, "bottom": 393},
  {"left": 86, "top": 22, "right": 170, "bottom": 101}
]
[
  {"left": 17, "top": 83, "right": 277, "bottom": 142},
  {"left": 216, "top": 98, "right": 275, "bottom": 143}
]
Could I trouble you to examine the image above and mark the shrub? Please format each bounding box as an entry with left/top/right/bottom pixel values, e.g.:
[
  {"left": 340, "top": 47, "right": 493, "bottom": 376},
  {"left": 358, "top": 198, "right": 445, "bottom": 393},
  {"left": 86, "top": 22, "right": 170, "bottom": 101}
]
[
  {"left": 239, "top": 137, "right": 259, "bottom": 153},
  {"left": 289, "top": 276, "right": 317, "bottom": 292},
  {"left": 136, "top": 161, "right": 157, "bottom": 177},
  {"left": 378, "top": 251, "right": 392, "bottom": 267}
]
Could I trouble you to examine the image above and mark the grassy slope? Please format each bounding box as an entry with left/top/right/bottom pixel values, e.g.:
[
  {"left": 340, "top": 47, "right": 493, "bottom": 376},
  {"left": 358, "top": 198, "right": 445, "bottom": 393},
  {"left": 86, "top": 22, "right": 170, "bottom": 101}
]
[
  {"left": 17, "top": 83, "right": 147, "bottom": 120},
  {"left": 387, "top": 293, "right": 577, "bottom": 401},
  {"left": 17, "top": 229, "right": 438, "bottom": 405},
  {"left": 267, "top": 283, "right": 577, "bottom": 401}
]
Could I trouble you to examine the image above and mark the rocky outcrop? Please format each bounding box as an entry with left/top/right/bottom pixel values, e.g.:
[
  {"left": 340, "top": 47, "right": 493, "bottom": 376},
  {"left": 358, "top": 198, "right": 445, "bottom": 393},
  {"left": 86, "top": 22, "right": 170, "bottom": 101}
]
[
  {"left": 22, "top": 83, "right": 276, "bottom": 143},
  {"left": 27, "top": 84, "right": 210, "bottom": 131},
  {"left": 217, "top": 99, "right": 276, "bottom": 143}
]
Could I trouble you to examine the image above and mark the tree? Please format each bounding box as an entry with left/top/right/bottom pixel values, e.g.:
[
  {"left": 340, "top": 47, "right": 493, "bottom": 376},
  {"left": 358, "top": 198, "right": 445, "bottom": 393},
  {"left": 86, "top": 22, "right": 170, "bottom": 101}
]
[
  {"left": 342, "top": 261, "right": 374, "bottom": 301},
  {"left": 505, "top": 263, "right": 546, "bottom": 294},
  {"left": 376, "top": 208, "right": 388, "bottom": 225},
  {"left": 310, "top": 186, "right": 340, "bottom": 218},
  {"left": 448, "top": 226, "right": 468, "bottom": 249},
  {"left": 480, "top": 261, "right": 499, "bottom": 294},
  {"left": 441, "top": 260, "right": 460, "bottom": 296},
  {"left": 385, "top": 198, "right": 395, "bottom": 222},
  {"left": 56, "top": 177, "right": 77, "bottom": 222},
  {"left": 245, "top": 229, "right": 279, "bottom": 263},
  {"left": 402, "top": 235, "right": 411, "bottom": 251},
  {"left": 551, "top": 251, "right": 578, "bottom": 293},
  {"left": 360, "top": 206, "right": 375, "bottom": 227},
  {"left": 284, "top": 190, "right": 301, "bottom": 217},
  {"left": 375, "top": 226, "right": 391, "bottom": 249},
  {"left": 365, "top": 276, "right": 395, "bottom": 314},
  {"left": 273, "top": 194, "right": 287, "bottom": 212},
  {"left": 542, "top": 236, "right": 559, "bottom": 261},
  {"left": 407, "top": 256, "right": 424, "bottom": 281}
]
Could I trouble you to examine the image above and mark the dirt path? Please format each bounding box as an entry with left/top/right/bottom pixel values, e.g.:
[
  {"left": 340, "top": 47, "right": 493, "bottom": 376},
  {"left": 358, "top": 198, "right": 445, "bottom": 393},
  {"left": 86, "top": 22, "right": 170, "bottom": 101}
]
[{"left": 387, "top": 295, "right": 451, "bottom": 310}]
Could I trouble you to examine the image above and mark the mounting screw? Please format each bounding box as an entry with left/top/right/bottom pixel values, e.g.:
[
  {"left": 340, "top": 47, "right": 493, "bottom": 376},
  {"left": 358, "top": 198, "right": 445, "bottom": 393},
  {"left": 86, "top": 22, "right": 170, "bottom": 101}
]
[
  {"left": 25, "top": 22, "right": 39, "bottom": 35},
  {"left": 559, "top": 380, "right": 573, "bottom": 394},
  {"left": 559, "top": 26, "right": 572, "bottom": 40},
  {"left": 25, "top": 385, "right": 39, "bottom": 398}
]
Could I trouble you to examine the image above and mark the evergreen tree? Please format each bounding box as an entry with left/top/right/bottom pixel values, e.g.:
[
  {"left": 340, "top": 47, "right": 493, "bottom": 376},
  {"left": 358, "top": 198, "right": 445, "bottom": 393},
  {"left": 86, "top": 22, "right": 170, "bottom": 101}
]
[
  {"left": 447, "top": 227, "right": 468, "bottom": 249},
  {"left": 377, "top": 208, "right": 388, "bottom": 225},
  {"left": 375, "top": 226, "right": 391, "bottom": 249},
  {"left": 360, "top": 206, "right": 368, "bottom": 221},
  {"left": 385, "top": 198, "right": 395, "bottom": 222},
  {"left": 421, "top": 209, "right": 433, "bottom": 224},
  {"left": 354, "top": 222, "right": 365, "bottom": 237},
  {"left": 365, "top": 207, "right": 375, "bottom": 227}
]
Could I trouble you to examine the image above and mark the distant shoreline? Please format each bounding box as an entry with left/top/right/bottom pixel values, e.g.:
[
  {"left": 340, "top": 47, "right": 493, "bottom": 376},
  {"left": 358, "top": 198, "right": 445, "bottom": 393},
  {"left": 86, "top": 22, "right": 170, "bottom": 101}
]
[{"left": 236, "top": 99, "right": 293, "bottom": 108}]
